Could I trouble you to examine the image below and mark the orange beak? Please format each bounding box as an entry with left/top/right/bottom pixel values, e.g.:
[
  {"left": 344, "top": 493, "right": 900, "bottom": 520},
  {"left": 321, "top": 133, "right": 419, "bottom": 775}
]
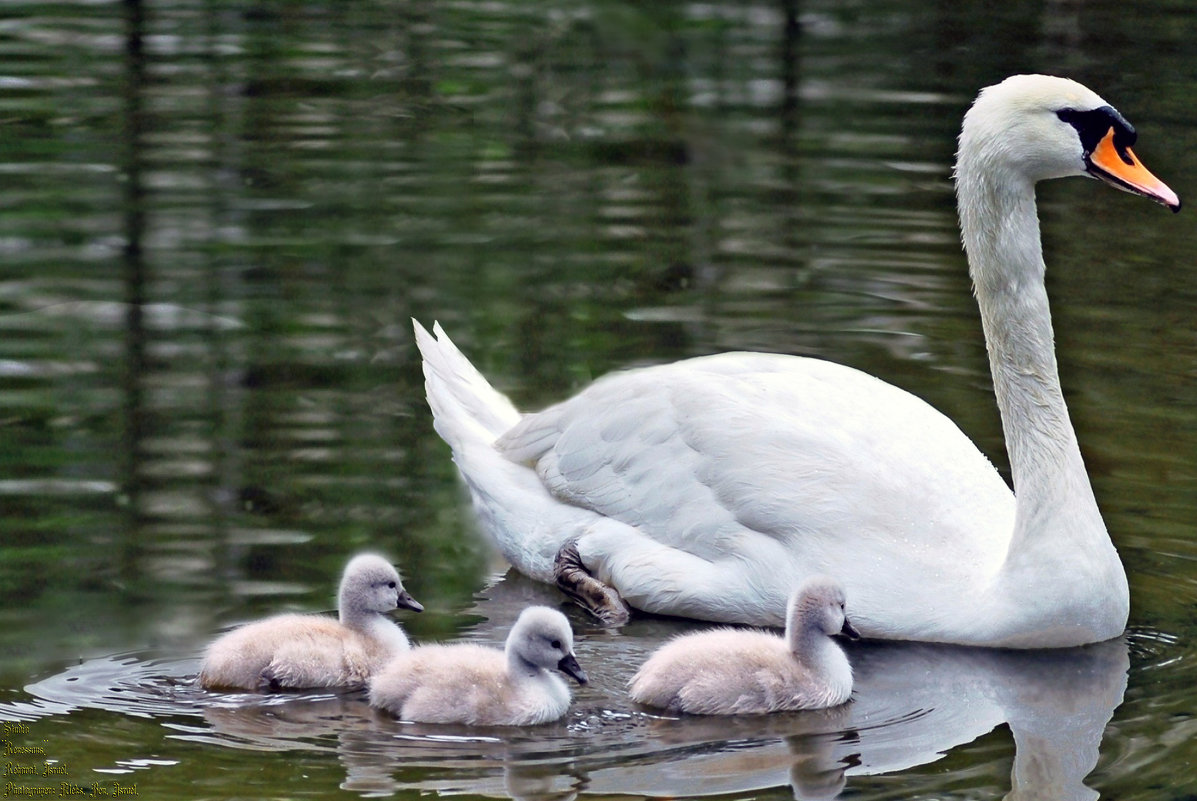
[{"left": 1088, "top": 128, "right": 1181, "bottom": 212}]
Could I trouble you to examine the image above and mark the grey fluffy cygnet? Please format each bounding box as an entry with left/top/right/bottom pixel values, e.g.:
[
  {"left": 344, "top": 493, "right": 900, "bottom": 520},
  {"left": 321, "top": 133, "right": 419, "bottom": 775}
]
[
  {"left": 628, "top": 576, "right": 859, "bottom": 714},
  {"left": 368, "top": 605, "right": 588, "bottom": 726},
  {"left": 198, "top": 553, "right": 423, "bottom": 691}
]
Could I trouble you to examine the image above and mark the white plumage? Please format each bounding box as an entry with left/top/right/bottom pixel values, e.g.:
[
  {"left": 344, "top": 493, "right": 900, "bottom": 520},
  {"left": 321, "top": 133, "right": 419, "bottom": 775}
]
[
  {"left": 415, "top": 75, "right": 1179, "bottom": 648},
  {"left": 629, "top": 576, "right": 857, "bottom": 715},
  {"left": 368, "top": 606, "right": 588, "bottom": 726},
  {"left": 198, "top": 553, "right": 423, "bottom": 691}
]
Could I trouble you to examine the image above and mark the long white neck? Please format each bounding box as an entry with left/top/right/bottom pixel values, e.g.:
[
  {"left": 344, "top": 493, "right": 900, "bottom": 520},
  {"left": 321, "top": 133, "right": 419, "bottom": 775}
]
[
  {"left": 957, "top": 158, "right": 1106, "bottom": 555},
  {"left": 955, "top": 144, "right": 1127, "bottom": 644},
  {"left": 957, "top": 160, "right": 1103, "bottom": 542}
]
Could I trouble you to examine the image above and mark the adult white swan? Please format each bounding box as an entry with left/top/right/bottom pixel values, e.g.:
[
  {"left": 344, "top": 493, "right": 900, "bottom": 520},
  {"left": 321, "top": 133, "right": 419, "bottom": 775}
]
[{"left": 414, "top": 75, "right": 1179, "bottom": 648}]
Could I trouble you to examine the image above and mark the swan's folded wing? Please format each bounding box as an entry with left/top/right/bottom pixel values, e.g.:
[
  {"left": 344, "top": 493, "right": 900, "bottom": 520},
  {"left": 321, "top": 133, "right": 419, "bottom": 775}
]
[
  {"left": 497, "top": 351, "right": 1014, "bottom": 564},
  {"left": 499, "top": 363, "right": 738, "bottom": 546}
]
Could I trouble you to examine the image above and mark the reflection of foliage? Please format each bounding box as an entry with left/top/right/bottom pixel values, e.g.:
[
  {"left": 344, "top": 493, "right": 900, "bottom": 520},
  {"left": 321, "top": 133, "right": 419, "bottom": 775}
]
[{"left": 0, "top": 0, "right": 1193, "bottom": 682}]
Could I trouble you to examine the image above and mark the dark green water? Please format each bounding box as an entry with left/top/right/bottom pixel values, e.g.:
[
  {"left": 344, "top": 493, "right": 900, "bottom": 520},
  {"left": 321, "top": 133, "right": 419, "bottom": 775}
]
[{"left": 1, "top": 1, "right": 1195, "bottom": 799}]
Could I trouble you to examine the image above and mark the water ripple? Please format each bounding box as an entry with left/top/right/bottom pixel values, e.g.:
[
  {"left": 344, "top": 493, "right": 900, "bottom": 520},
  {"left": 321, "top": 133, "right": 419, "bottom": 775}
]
[{"left": 1, "top": 578, "right": 1162, "bottom": 800}]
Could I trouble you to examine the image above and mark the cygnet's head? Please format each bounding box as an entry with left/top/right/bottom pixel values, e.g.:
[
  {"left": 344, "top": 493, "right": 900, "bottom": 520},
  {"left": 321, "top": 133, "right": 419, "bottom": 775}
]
[
  {"left": 338, "top": 553, "right": 424, "bottom": 622},
  {"left": 788, "top": 576, "right": 860, "bottom": 643},
  {"left": 506, "top": 606, "right": 588, "bottom": 685}
]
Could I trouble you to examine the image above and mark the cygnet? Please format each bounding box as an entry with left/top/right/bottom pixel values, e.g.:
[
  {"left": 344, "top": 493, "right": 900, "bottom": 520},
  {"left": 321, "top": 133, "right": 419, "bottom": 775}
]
[
  {"left": 198, "top": 553, "right": 423, "bottom": 691},
  {"left": 368, "top": 605, "right": 588, "bottom": 726},
  {"left": 628, "top": 575, "right": 859, "bottom": 714}
]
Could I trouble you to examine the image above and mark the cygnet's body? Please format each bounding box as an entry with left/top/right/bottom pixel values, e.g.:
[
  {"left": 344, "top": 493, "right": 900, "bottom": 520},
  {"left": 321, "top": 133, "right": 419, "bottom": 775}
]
[
  {"left": 369, "top": 605, "right": 588, "bottom": 726},
  {"left": 198, "top": 553, "right": 423, "bottom": 691},
  {"left": 628, "top": 576, "right": 858, "bottom": 714}
]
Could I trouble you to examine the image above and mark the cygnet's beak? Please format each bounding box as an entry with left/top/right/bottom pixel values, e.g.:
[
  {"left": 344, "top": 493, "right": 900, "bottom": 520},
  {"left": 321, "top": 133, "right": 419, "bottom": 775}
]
[
  {"left": 840, "top": 618, "right": 861, "bottom": 641},
  {"left": 396, "top": 591, "right": 424, "bottom": 613},
  {"left": 557, "top": 653, "right": 588, "bottom": 685}
]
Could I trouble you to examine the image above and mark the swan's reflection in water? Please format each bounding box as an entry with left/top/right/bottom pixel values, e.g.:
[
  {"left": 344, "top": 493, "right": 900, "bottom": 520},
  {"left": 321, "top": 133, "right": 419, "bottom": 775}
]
[
  {"left": 195, "top": 574, "right": 1129, "bottom": 800},
  {"left": 18, "top": 573, "right": 1130, "bottom": 800}
]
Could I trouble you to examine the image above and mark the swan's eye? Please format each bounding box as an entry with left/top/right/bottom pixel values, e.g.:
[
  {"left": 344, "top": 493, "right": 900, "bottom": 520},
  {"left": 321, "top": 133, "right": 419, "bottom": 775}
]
[
  {"left": 387, "top": 581, "right": 397, "bottom": 589},
  {"left": 550, "top": 639, "right": 562, "bottom": 650},
  {"left": 1057, "top": 106, "right": 1137, "bottom": 160}
]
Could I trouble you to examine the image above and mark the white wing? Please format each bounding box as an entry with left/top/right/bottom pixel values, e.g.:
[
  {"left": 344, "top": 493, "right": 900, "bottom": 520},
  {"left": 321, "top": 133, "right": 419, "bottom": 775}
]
[{"left": 498, "top": 352, "right": 1015, "bottom": 629}]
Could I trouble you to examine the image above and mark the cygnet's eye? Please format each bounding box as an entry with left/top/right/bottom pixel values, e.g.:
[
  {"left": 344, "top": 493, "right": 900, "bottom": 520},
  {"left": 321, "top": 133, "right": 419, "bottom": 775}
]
[
  {"left": 550, "top": 639, "right": 562, "bottom": 651},
  {"left": 387, "top": 581, "right": 397, "bottom": 589}
]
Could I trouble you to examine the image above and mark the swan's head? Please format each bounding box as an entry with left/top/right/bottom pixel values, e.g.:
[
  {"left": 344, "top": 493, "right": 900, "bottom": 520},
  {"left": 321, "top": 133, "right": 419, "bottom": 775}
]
[
  {"left": 957, "top": 74, "right": 1179, "bottom": 211},
  {"left": 788, "top": 575, "right": 861, "bottom": 642},
  {"left": 507, "top": 606, "right": 589, "bottom": 685},
  {"left": 338, "top": 553, "right": 423, "bottom": 620}
]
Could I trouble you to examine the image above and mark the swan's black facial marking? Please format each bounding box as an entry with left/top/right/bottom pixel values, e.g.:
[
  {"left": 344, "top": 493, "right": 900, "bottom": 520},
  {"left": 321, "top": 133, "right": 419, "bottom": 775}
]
[{"left": 1057, "top": 106, "right": 1137, "bottom": 165}]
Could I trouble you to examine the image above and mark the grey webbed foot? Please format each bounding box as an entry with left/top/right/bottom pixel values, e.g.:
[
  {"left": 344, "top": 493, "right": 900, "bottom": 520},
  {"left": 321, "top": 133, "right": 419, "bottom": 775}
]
[
  {"left": 258, "top": 668, "right": 284, "bottom": 692},
  {"left": 553, "top": 541, "right": 631, "bottom": 626}
]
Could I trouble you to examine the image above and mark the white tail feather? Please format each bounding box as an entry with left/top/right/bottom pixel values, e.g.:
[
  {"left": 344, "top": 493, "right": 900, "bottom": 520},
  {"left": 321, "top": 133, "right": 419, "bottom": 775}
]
[
  {"left": 413, "top": 319, "right": 589, "bottom": 581},
  {"left": 412, "top": 320, "right": 521, "bottom": 449}
]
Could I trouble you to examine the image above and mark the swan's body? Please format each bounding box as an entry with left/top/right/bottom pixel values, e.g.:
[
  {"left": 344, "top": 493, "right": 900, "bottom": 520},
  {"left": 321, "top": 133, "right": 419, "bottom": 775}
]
[
  {"left": 368, "top": 606, "right": 588, "bottom": 726},
  {"left": 415, "top": 75, "right": 1178, "bottom": 648},
  {"left": 198, "top": 553, "right": 423, "bottom": 691},
  {"left": 629, "top": 576, "right": 858, "bottom": 714}
]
